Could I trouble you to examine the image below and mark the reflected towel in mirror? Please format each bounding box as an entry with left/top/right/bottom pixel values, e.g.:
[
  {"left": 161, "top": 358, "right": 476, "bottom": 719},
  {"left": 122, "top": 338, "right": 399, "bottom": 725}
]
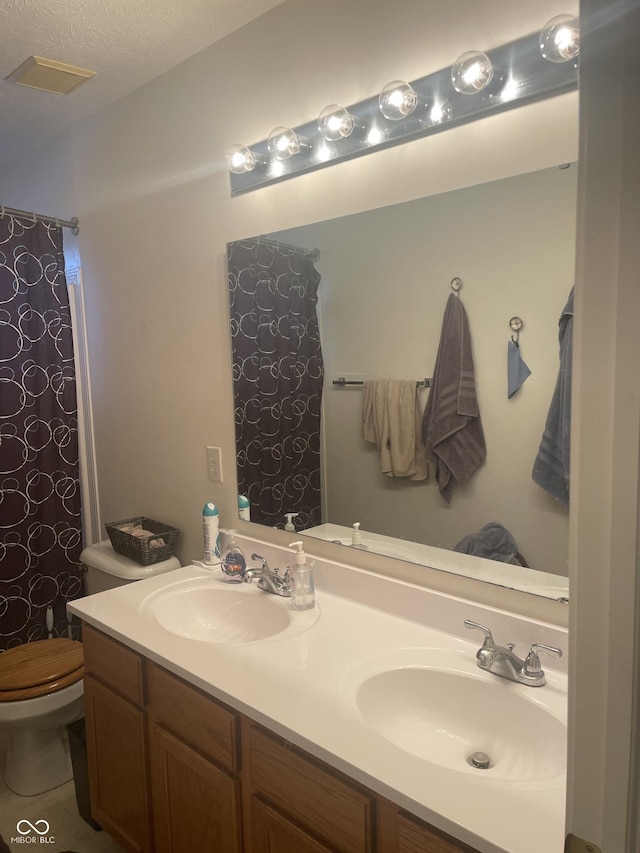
[
  {"left": 363, "top": 379, "right": 427, "bottom": 480},
  {"left": 453, "top": 522, "right": 528, "bottom": 566},
  {"left": 532, "top": 287, "right": 574, "bottom": 506},
  {"left": 508, "top": 339, "right": 532, "bottom": 398},
  {"left": 422, "top": 293, "right": 486, "bottom": 501}
]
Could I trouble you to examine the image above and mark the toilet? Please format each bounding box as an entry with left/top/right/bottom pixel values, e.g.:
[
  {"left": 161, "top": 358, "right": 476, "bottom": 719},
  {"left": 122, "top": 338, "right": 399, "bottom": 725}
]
[
  {"left": 0, "top": 539, "right": 180, "bottom": 796},
  {"left": 0, "top": 639, "right": 85, "bottom": 796},
  {"left": 81, "top": 538, "right": 181, "bottom": 595}
]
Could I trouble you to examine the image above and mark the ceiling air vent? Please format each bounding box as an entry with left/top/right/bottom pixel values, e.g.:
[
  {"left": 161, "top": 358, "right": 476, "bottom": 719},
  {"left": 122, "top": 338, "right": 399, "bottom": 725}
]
[{"left": 5, "top": 56, "right": 96, "bottom": 94}]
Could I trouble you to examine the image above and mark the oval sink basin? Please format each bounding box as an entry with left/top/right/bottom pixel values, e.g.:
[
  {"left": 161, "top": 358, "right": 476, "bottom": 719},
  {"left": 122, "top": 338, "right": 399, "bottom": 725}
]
[
  {"left": 356, "top": 666, "right": 566, "bottom": 781},
  {"left": 140, "top": 580, "right": 319, "bottom": 644}
]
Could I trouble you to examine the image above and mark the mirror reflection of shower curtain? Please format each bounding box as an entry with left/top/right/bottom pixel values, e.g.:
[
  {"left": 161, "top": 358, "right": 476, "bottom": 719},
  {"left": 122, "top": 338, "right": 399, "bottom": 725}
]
[
  {"left": 227, "top": 239, "right": 324, "bottom": 529},
  {"left": 0, "top": 215, "right": 83, "bottom": 649}
]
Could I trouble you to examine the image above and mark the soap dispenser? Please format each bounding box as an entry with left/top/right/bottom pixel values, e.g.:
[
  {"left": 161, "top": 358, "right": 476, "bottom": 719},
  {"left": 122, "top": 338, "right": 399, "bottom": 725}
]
[
  {"left": 288, "top": 541, "right": 315, "bottom": 611},
  {"left": 351, "top": 522, "right": 369, "bottom": 550},
  {"left": 284, "top": 512, "right": 299, "bottom": 532},
  {"left": 221, "top": 529, "right": 246, "bottom": 583}
]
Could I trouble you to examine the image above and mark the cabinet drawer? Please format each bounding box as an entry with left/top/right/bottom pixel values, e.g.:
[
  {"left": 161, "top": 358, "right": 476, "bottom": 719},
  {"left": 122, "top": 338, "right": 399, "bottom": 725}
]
[
  {"left": 247, "top": 723, "right": 374, "bottom": 853},
  {"left": 82, "top": 625, "right": 144, "bottom": 706},
  {"left": 397, "top": 811, "right": 479, "bottom": 853},
  {"left": 147, "top": 662, "right": 240, "bottom": 772}
]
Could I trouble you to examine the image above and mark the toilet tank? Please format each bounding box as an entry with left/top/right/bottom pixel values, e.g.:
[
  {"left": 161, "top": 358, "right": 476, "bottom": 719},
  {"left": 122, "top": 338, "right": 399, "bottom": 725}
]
[{"left": 80, "top": 540, "right": 181, "bottom": 595}]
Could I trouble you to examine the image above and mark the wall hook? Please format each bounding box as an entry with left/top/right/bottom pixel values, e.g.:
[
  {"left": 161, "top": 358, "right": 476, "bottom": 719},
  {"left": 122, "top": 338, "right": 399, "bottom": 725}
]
[
  {"left": 450, "top": 276, "right": 463, "bottom": 296},
  {"left": 509, "top": 316, "right": 523, "bottom": 344}
]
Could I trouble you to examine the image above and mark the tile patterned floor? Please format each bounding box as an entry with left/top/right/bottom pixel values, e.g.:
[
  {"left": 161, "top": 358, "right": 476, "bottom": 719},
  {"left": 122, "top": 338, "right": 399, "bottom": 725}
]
[{"left": 0, "top": 740, "right": 125, "bottom": 853}]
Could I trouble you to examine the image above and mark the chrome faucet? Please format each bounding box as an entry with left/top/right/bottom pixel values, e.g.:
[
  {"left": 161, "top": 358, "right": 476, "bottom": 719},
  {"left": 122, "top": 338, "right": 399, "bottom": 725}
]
[
  {"left": 242, "top": 554, "right": 291, "bottom": 597},
  {"left": 464, "top": 619, "right": 562, "bottom": 687}
]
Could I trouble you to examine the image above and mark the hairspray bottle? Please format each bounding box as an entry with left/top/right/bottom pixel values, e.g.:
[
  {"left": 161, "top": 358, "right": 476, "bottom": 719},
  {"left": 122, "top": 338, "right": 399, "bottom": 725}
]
[{"left": 203, "top": 502, "right": 221, "bottom": 566}]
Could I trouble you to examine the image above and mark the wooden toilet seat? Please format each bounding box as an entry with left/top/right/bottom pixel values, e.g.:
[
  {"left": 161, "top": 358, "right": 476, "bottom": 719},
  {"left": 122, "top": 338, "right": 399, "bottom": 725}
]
[{"left": 0, "top": 638, "right": 84, "bottom": 702}]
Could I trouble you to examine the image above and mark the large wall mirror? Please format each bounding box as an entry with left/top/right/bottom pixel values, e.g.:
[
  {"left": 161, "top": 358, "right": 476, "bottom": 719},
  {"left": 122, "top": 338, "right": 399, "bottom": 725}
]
[{"left": 227, "top": 162, "right": 576, "bottom": 601}]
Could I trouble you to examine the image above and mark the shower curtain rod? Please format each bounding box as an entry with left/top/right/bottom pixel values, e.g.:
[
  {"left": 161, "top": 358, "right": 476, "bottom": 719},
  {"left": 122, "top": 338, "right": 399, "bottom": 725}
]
[
  {"left": 1, "top": 204, "right": 80, "bottom": 235},
  {"left": 256, "top": 235, "right": 320, "bottom": 261}
]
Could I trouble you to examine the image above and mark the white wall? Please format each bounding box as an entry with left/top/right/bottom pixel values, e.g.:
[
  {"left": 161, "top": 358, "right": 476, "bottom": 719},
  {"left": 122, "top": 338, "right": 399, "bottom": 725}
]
[
  {"left": 272, "top": 166, "right": 576, "bottom": 576},
  {"left": 0, "top": 0, "right": 577, "bottom": 611}
]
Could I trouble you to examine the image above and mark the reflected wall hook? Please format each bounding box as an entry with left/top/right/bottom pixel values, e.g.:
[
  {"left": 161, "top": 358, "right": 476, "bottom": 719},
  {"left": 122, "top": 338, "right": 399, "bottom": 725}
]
[
  {"left": 451, "top": 276, "right": 463, "bottom": 296},
  {"left": 509, "top": 316, "right": 523, "bottom": 344}
]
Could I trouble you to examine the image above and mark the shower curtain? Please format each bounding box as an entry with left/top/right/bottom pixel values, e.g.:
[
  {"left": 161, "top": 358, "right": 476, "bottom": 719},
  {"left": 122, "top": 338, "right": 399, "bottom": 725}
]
[
  {"left": 0, "top": 214, "right": 83, "bottom": 649},
  {"left": 227, "top": 239, "right": 324, "bottom": 529}
]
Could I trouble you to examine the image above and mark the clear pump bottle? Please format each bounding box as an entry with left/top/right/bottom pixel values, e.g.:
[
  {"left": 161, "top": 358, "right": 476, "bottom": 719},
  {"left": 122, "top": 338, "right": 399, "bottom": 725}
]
[{"left": 288, "top": 541, "right": 315, "bottom": 611}]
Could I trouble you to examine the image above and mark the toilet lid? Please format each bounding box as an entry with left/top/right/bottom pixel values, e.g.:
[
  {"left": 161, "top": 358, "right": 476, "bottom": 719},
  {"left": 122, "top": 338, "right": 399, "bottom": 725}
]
[{"left": 0, "top": 639, "right": 84, "bottom": 701}]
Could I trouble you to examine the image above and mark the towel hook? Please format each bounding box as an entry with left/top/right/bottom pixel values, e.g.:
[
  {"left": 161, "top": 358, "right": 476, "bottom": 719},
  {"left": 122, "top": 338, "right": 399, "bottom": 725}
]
[
  {"left": 509, "top": 316, "right": 523, "bottom": 344},
  {"left": 450, "top": 276, "right": 463, "bottom": 296}
]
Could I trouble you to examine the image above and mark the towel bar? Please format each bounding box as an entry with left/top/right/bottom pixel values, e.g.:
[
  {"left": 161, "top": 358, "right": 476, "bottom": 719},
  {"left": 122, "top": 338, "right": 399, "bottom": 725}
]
[{"left": 332, "top": 377, "right": 431, "bottom": 388}]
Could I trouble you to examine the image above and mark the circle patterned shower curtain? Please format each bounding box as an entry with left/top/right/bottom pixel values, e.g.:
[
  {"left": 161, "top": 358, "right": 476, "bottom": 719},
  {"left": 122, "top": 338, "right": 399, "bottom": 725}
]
[
  {"left": 0, "top": 214, "right": 83, "bottom": 649},
  {"left": 227, "top": 239, "right": 324, "bottom": 530}
]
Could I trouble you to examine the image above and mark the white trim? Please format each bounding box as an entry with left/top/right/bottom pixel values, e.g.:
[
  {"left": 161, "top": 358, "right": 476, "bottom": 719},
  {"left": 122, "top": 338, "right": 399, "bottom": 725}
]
[
  {"left": 568, "top": 0, "right": 640, "bottom": 848},
  {"left": 66, "top": 266, "right": 101, "bottom": 545}
]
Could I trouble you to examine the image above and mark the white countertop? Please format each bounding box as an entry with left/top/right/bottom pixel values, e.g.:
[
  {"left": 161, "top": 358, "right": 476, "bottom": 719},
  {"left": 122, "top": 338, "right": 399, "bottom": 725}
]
[
  {"left": 69, "top": 533, "right": 568, "bottom": 853},
  {"left": 305, "top": 523, "right": 570, "bottom": 601}
]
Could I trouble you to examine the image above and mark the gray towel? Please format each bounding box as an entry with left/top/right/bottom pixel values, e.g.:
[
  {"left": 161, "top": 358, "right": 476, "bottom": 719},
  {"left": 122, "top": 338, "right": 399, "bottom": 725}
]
[
  {"left": 532, "top": 288, "right": 574, "bottom": 506},
  {"left": 421, "top": 294, "right": 486, "bottom": 502},
  {"left": 508, "top": 339, "right": 531, "bottom": 398},
  {"left": 453, "top": 522, "right": 528, "bottom": 566}
]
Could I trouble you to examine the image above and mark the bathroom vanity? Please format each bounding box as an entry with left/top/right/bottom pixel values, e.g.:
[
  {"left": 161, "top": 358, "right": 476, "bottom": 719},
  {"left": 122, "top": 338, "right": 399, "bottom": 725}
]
[
  {"left": 81, "top": 625, "right": 476, "bottom": 853},
  {"left": 69, "top": 535, "right": 568, "bottom": 853}
]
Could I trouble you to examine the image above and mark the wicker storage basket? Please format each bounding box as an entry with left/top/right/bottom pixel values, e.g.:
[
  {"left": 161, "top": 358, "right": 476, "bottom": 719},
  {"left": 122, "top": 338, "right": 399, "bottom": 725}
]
[{"left": 105, "top": 517, "right": 180, "bottom": 566}]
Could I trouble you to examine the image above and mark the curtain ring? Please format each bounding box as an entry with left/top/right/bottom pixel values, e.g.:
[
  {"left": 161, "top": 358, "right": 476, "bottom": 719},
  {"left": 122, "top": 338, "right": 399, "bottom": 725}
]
[
  {"left": 31, "top": 211, "right": 37, "bottom": 223},
  {"left": 0, "top": 206, "right": 5, "bottom": 218}
]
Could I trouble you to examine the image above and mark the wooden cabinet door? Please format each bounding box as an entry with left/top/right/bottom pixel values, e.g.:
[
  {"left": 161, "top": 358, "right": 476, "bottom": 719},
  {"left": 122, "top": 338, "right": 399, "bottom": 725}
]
[
  {"left": 83, "top": 673, "right": 153, "bottom": 853},
  {"left": 250, "top": 796, "right": 334, "bottom": 853},
  {"left": 150, "top": 723, "right": 242, "bottom": 853}
]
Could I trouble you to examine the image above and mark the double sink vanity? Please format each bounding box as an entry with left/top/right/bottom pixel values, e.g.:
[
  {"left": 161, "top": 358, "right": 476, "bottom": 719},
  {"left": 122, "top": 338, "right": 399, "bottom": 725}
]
[{"left": 69, "top": 533, "right": 568, "bottom": 853}]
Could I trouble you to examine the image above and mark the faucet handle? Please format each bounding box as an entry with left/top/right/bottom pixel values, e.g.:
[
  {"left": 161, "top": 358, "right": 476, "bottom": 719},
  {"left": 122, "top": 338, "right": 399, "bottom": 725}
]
[
  {"left": 464, "top": 620, "right": 496, "bottom": 649},
  {"left": 251, "top": 553, "right": 269, "bottom": 571},
  {"left": 524, "top": 642, "right": 563, "bottom": 675}
]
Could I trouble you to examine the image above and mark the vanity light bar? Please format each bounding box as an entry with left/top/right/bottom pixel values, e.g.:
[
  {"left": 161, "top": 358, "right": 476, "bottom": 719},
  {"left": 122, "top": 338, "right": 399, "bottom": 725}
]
[{"left": 227, "top": 18, "right": 579, "bottom": 196}]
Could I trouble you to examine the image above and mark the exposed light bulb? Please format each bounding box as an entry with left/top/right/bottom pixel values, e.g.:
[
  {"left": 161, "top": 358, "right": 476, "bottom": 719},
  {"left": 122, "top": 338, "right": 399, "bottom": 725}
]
[
  {"left": 267, "top": 126, "right": 311, "bottom": 160},
  {"left": 379, "top": 81, "right": 418, "bottom": 120},
  {"left": 451, "top": 51, "right": 494, "bottom": 94},
  {"left": 225, "top": 144, "right": 262, "bottom": 174},
  {"left": 540, "top": 14, "right": 580, "bottom": 63},
  {"left": 317, "top": 104, "right": 360, "bottom": 141}
]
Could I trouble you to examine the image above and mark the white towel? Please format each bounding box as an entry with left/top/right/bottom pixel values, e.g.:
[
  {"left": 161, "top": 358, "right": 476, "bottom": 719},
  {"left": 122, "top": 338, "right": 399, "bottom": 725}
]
[{"left": 363, "top": 379, "right": 427, "bottom": 481}]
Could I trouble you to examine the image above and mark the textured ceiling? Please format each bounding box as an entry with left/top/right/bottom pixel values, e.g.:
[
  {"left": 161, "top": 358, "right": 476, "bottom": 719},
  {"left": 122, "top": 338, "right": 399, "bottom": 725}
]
[{"left": 0, "top": 0, "right": 285, "bottom": 171}]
